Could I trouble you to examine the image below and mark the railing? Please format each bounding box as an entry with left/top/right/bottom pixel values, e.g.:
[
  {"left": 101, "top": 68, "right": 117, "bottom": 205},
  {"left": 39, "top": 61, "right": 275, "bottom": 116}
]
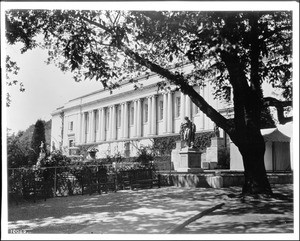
[{"left": 8, "top": 164, "right": 160, "bottom": 204}]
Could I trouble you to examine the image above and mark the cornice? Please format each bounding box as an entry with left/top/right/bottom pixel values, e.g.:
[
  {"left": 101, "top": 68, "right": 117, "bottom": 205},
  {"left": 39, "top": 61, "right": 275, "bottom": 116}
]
[{"left": 61, "top": 82, "right": 160, "bottom": 113}]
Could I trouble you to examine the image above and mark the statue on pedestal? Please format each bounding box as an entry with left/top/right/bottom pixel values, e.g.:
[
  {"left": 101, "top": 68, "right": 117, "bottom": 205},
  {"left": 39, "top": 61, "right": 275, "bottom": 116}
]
[
  {"left": 39, "top": 141, "right": 46, "bottom": 158},
  {"left": 36, "top": 141, "right": 46, "bottom": 167},
  {"left": 214, "top": 124, "right": 220, "bottom": 138},
  {"left": 180, "top": 116, "right": 196, "bottom": 148}
]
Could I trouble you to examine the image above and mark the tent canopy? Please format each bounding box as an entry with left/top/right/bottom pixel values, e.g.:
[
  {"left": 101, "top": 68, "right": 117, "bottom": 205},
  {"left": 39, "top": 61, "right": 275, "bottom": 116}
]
[{"left": 261, "top": 128, "right": 290, "bottom": 142}]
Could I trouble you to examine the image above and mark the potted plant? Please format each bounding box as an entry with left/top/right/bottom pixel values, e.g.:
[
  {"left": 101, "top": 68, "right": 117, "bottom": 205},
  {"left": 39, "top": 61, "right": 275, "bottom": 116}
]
[{"left": 88, "top": 147, "right": 99, "bottom": 159}]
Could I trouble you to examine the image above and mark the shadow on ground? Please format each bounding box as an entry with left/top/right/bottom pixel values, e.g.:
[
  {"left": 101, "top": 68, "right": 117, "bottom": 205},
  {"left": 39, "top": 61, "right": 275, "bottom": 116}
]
[{"left": 7, "top": 184, "right": 293, "bottom": 234}]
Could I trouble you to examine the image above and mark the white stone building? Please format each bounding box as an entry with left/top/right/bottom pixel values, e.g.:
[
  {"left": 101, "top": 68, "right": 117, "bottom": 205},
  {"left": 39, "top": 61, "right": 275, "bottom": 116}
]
[{"left": 50, "top": 66, "right": 233, "bottom": 159}]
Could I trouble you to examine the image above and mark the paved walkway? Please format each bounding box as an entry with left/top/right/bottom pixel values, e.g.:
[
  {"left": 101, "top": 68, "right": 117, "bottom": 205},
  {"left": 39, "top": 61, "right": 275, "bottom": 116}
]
[{"left": 7, "top": 184, "right": 294, "bottom": 236}]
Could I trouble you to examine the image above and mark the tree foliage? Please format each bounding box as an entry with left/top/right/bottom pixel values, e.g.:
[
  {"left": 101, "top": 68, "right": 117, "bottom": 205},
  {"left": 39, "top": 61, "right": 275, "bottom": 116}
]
[
  {"left": 7, "top": 131, "right": 30, "bottom": 168},
  {"left": 5, "top": 10, "right": 292, "bottom": 119},
  {"left": 5, "top": 9, "right": 294, "bottom": 194},
  {"left": 5, "top": 55, "right": 24, "bottom": 107}
]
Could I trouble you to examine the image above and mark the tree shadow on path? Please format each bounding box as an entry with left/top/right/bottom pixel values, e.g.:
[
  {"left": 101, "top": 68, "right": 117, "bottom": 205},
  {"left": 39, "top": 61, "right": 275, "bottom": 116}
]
[{"left": 7, "top": 184, "right": 293, "bottom": 234}]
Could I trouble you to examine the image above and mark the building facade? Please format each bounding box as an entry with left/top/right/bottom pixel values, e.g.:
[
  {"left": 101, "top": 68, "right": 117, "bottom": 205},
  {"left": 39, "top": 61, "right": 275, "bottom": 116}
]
[{"left": 51, "top": 67, "right": 233, "bottom": 158}]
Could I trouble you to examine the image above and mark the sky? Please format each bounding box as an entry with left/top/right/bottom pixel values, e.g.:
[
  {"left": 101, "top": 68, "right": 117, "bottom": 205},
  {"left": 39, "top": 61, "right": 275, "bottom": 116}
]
[{"left": 5, "top": 43, "right": 104, "bottom": 134}]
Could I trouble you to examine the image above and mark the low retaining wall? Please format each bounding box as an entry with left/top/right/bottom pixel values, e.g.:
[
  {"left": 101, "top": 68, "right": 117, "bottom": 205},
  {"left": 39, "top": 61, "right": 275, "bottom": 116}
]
[{"left": 159, "top": 171, "right": 293, "bottom": 188}]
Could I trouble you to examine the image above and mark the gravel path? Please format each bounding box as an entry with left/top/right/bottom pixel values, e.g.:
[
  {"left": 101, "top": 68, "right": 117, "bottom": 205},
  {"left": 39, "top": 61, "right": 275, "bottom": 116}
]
[{"left": 6, "top": 184, "right": 294, "bottom": 236}]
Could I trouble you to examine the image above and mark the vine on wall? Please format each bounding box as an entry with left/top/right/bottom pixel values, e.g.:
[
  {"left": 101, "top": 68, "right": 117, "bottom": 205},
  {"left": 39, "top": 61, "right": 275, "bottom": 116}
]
[{"left": 152, "top": 131, "right": 215, "bottom": 155}]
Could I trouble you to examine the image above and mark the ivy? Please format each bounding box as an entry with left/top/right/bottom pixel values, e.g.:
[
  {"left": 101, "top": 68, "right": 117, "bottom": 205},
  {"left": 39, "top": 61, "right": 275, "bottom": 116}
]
[{"left": 153, "top": 131, "right": 214, "bottom": 155}]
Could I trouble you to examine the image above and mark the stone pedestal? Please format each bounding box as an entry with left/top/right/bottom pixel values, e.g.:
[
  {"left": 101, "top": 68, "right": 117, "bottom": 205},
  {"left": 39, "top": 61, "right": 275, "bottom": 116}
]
[
  {"left": 202, "top": 137, "right": 225, "bottom": 169},
  {"left": 176, "top": 148, "right": 203, "bottom": 173},
  {"left": 171, "top": 141, "right": 203, "bottom": 173},
  {"left": 171, "top": 141, "right": 183, "bottom": 171}
]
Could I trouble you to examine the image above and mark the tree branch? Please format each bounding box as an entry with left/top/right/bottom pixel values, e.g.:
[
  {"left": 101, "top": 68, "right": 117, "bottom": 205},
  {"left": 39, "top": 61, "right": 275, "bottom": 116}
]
[
  {"left": 80, "top": 15, "right": 110, "bottom": 32},
  {"left": 79, "top": 14, "right": 232, "bottom": 134},
  {"left": 118, "top": 43, "right": 231, "bottom": 134},
  {"left": 113, "top": 11, "right": 121, "bottom": 26},
  {"left": 260, "top": 26, "right": 292, "bottom": 41},
  {"left": 263, "top": 97, "right": 293, "bottom": 124}
]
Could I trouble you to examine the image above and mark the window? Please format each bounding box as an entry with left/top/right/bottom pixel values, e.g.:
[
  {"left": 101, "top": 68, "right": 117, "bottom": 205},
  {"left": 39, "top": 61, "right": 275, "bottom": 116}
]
[
  {"left": 144, "top": 104, "right": 148, "bottom": 123},
  {"left": 68, "top": 121, "right": 73, "bottom": 131},
  {"left": 68, "top": 140, "right": 74, "bottom": 155},
  {"left": 69, "top": 139, "right": 74, "bottom": 147},
  {"left": 176, "top": 97, "right": 181, "bottom": 118},
  {"left": 159, "top": 101, "right": 164, "bottom": 120},
  {"left": 117, "top": 107, "right": 121, "bottom": 128},
  {"left": 130, "top": 106, "right": 134, "bottom": 125}
]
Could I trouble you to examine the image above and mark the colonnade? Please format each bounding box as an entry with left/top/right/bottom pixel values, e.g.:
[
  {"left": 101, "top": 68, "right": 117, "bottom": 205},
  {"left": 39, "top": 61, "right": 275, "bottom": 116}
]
[{"left": 79, "top": 91, "right": 195, "bottom": 144}]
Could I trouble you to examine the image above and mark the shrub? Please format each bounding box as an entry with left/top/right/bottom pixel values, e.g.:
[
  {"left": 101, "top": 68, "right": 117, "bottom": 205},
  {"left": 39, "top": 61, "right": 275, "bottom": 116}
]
[
  {"left": 135, "top": 146, "right": 155, "bottom": 165},
  {"left": 152, "top": 135, "right": 179, "bottom": 155},
  {"left": 193, "top": 131, "right": 215, "bottom": 151}
]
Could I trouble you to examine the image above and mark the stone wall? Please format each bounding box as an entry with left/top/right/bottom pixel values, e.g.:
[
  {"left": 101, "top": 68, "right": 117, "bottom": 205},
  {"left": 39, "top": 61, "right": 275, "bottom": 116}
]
[{"left": 158, "top": 171, "right": 293, "bottom": 188}]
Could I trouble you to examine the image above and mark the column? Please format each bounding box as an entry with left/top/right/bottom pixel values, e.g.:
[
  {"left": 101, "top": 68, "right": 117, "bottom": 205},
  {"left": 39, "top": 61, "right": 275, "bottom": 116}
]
[
  {"left": 167, "top": 91, "right": 173, "bottom": 133},
  {"left": 185, "top": 95, "right": 191, "bottom": 120},
  {"left": 91, "top": 110, "right": 96, "bottom": 142},
  {"left": 120, "top": 103, "right": 124, "bottom": 139},
  {"left": 111, "top": 105, "right": 117, "bottom": 140},
  {"left": 163, "top": 93, "right": 168, "bottom": 133},
  {"left": 98, "top": 108, "right": 101, "bottom": 141},
  {"left": 124, "top": 102, "right": 129, "bottom": 139},
  {"left": 137, "top": 99, "right": 142, "bottom": 137},
  {"left": 133, "top": 100, "right": 138, "bottom": 137},
  {"left": 82, "top": 112, "right": 87, "bottom": 143},
  {"left": 108, "top": 106, "right": 112, "bottom": 140},
  {"left": 147, "top": 97, "right": 152, "bottom": 136},
  {"left": 151, "top": 95, "right": 157, "bottom": 135},
  {"left": 81, "top": 113, "right": 84, "bottom": 144},
  {"left": 87, "top": 111, "right": 93, "bottom": 143},
  {"left": 76, "top": 113, "right": 80, "bottom": 145},
  {"left": 99, "top": 108, "right": 104, "bottom": 141},
  {"left": 97, "top": 108, "right": 100, "bottom": 142},
  {"left": 180, "top": 92, "right": 185, "bottom": 122}
]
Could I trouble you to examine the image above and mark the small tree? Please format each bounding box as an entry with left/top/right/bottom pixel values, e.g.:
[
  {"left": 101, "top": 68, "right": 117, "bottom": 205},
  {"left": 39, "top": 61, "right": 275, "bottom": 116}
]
[
  {"left": 7, "top": 131, "right": 30, "bottom": 168},
  {"left": 30, "top": 119, "right": 46, "bottom": 165}
]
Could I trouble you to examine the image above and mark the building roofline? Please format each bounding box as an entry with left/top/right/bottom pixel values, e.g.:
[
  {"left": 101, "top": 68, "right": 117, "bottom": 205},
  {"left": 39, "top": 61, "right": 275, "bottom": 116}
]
[{"left": 67, "top": 62, "right": 192, "bottom": 102}]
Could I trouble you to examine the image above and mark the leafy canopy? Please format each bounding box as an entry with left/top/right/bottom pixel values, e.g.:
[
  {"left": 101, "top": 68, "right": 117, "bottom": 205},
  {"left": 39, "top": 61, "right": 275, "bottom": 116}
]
[{"left": 6, "top": 10, "right": 292, "bottom": 101}]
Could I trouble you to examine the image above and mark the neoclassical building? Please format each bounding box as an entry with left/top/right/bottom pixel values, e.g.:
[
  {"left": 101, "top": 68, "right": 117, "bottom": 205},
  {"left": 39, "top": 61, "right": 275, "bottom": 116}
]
[{"left": 51, "top": 65, "right": 233, "bottom": 158}]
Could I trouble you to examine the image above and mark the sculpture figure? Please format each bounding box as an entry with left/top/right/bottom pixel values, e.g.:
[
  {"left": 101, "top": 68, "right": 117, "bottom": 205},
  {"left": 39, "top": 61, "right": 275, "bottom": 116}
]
[
  {"left": 180, "top": 116, "right": 196, "bottom": 148},
  {"left": 214, "top": 124, "right": 220, "bottom": 137}
]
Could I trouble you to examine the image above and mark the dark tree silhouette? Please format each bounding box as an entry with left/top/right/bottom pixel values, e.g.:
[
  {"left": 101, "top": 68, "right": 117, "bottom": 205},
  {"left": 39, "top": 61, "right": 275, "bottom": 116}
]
[{"left": 5, "top": 10, "right": 293, "bottom": 194}]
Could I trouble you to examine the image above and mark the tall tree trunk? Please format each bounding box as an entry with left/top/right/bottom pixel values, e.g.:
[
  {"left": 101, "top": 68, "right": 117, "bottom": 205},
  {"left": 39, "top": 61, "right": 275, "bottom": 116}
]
[
  {"left": 81, "top": 14, "right": 274, "bottom": 195},
  {"left": 234, "top": 129, "right": 273, "bottom": 195}
]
